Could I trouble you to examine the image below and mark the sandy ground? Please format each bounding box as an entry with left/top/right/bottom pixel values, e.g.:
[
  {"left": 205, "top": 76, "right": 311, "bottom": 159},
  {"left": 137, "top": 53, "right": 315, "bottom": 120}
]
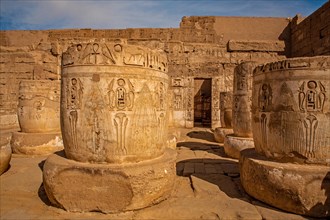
[{"left": 0, "top": 128, "right": 313, "bottom": 220}]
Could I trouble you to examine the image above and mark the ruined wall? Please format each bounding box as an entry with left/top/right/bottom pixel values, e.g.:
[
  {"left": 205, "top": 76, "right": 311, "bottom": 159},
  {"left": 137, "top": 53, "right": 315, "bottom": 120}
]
[
  {"left": 291, "top": 1, "right": 330, "bottom": 57},
  {"left": 0, "top": 16, "right": 289, "bottom": 130}
]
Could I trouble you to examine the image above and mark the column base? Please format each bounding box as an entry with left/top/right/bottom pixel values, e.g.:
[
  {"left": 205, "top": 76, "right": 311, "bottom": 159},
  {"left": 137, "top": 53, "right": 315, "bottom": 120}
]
[
  {"left": 224, "top": 134, "right": 254, "bottom": 159},
  {"left": 11, "top": 131, "right": 63, "bottom": 155},
  {"left": 213, "top": 127, "right": 233, "bottom": 143},
  {"left": 240, "top": 149, "right": 330, "bottom": 218},
  {"left": 43, "top": 149, "right": 177, "bottom": 213}
]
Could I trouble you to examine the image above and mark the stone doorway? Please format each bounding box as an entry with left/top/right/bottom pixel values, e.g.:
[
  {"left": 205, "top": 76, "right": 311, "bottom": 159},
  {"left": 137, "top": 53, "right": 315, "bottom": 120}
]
[{"left": 194, "top": 78, "right": 212, "bottom": 127}]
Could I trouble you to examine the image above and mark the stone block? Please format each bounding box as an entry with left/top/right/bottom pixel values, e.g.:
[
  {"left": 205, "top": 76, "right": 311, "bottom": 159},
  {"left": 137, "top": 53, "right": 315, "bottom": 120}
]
[
  {"left": 224, "top": 134, "right": 254, "bottom": 159},
  {"left": 11, "top": 131, "right": 63, "bottom": 155},
  {"left": 228, "top": 40, "right": 285, "bottom": 52},
  {"left": 43, "top": 149, "right": 176, "bottom": 213},
  {"left": 213, "top": 127, "right": 233, "bottom": 143},
  {"left": 240, "top": 149, "right": 330, "bottom": 218}
]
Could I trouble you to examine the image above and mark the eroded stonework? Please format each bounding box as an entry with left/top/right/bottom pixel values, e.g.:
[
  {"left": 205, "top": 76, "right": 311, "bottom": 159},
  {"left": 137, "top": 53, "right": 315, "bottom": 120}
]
[
  {"left": 223, "top": 62, "right": 256, "bottom": 158},
  {"left": 252, "top": 56, "right": 330, "bottom": 165},
  {"left": 43, "top": 41, "right": 176, "bottom": 213},
  {"left": 232, "top": 62, "right": 256, "bottom": 137},
  {"left": 60, "top": 41, "right": 169, "bottom": 163},
  {"left": 241, "top": 56, "right": 330, "bottom": 218},
  {"left": 11, "top": 80, "right": 63, "bottom": 155}
]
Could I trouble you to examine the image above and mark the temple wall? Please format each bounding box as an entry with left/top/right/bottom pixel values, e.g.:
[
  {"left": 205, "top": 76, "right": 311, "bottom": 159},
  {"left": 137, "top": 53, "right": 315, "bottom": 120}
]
[
  {"left": 0, "top": 16, "right": 293, "bottom": 130},
  {"left": 291, "top": 1, "right": 330, "bottom": 57}
]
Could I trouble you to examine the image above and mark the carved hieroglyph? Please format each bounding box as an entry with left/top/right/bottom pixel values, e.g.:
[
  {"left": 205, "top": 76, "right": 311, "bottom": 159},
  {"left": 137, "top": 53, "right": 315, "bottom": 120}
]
[
  {"left": 220, "top": 91, "right": 233, "bottom": 128},
  {"left": 18, "top": 80, "right": 60, "bottom": 133},
  {"left": 211, "top": 77, "right": 221, "bottom": 128},
  {"left": 61, "top": 41, "right": 169, "bottom": 163},
  {"left": 232, "top": 62, "right": 256, "bottom": 137},
  {"left": 252, "top": 56, "right": 330, "bottom": 165}
]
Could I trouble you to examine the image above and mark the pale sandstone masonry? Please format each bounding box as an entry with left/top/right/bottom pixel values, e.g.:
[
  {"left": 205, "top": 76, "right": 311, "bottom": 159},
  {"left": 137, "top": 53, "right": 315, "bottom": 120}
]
[
  {"left": 223, "top": 62, "right": 256, "bottom": 158},
  {"left": 0, "top": 16, "right": 289, "bottom": 130},
  {"left": 43, "top": 41, "right": 176, "bottom": 213},
  {"left": 291, "top": 1, "right": 330, "bottom": 57},
  {"left": 11, "top": 80, "right": 63, "bottom": 155},
  {"left": 240, "top": 56, "right": 330, "bottom": 218},
  {"left": 214, "top": 91, "right": 233, "bottom": 143}
]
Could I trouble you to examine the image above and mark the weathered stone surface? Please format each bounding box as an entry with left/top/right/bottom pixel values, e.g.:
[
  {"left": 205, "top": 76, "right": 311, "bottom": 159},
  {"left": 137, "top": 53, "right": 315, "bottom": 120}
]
[
  {"left": 11, "top": 131, "right": 63, "bottom": 155},
  {"left": 0, "top": 133, "right": 12, "bottom": 175},
  {"left": 220, "top": 91, "right": 232, "bottom": 128},
  {"left": 232, "top": 61, "right": 256, "bottom": 137},
  {"left": 240, "top": 149, "right": 330, "bottom": 218},
  {"left": 213, "top": 127, "right": 233, "bottom": 143},
  {"left": 18, "top": 80, "right": 60, "bottom": 133},
  {"left": 61, "top": 41, "right": 169, "bottom": 163},
  {"left": 252, "top": 56, "right": 330, "bottom": 165},
  {"left": 224, "top": 134, "right": 254, "bottom": 159},
  {"left": 228, "top": 40, "right": 285, "bottom": 52},
  {"left": 43, "top": 149, "right": 176, "bottom": 213}
]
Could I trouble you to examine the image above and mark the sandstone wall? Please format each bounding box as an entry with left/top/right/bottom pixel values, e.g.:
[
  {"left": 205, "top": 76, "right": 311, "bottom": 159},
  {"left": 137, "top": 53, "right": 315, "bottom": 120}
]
[
  {"left": 291, "top": 1, "right": 330, "bottom": 57},
  {"left": 0, "top": 16, "right": 289, "bottom": 129}
]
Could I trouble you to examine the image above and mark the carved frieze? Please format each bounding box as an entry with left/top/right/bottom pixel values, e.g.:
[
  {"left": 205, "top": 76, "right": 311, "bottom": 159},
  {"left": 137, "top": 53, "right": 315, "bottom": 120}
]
[{"left": 62, "top": 41, "right": 168, "bottom": 72}]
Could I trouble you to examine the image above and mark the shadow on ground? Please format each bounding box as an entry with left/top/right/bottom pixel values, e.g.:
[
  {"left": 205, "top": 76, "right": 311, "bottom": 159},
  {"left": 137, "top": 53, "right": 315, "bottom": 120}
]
[{"left": 186, "top": 130, "right": 216, "bottom": 142}]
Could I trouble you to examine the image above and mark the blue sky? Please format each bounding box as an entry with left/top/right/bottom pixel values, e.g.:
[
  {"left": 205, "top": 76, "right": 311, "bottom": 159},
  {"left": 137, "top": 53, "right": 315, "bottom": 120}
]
[{"left": 0, "top": 0, "right": 328, "bottom": 30}]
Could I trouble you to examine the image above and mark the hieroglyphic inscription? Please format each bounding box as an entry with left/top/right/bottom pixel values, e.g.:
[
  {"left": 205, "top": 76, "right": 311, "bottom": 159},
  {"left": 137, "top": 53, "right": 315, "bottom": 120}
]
[
  {"left": 158, "top": 82, "right": 165, "bottom": 111},
  {"left": 62, "top": 42, "right": 168, "bottom": 72},
  {"left": 114, "top": 113, "right": 128, "bottom": 155},
  {"left": 260, "top": 113, "right": 268, "bottom": 146},
  {"left": 67, "top": 78, "right": 83, "bottom": 149},
  {"left": 186, "top": 77, "right": 194, "bottom": 121},
  {"left": 212, "top": 78, "right": 221, "bottom": 122},
  {"left": 303, "top": 114, "right": 318, "bottom": 158},
  {"left": 258, "top": 84, "right": 272, "bottom": 112},
  {"left": 298, "top": 81, "right": 326, "bottom": 113},
  {"left": 108, "top": 78, "right": 134, "bottom": 111}
]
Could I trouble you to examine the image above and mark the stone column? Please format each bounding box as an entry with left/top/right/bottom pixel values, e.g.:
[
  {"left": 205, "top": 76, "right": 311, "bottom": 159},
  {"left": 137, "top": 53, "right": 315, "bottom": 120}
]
[
  {"left": 213, "top": 92, "right": 233, "bottom": 143},
  {"left": 0, "top": 132, "right": 11, "bottom": 175},
  {"left": 43, "top": 40, "right": 176, "bottom": 213},
  {"left": 10, "top": 80, "right": 63, "bottom": 155},
  {"left": 223, "top": 62, "right": 256, "bottom": 158},
  {"left": 240, "top": 56, "right": 330, "bottom": 218}
]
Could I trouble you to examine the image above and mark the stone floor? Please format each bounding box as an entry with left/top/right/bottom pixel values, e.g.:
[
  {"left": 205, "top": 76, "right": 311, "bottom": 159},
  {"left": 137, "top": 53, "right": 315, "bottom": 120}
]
[{"left": 0, "top": 128, "right": 315, "bottom": 219}]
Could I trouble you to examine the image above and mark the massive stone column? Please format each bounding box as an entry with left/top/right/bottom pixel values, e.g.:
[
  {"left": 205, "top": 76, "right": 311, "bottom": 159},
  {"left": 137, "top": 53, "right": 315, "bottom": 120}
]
[
  {"left": 214, "top": 92, "right": 233, "bottom": 143},
  {"left": 10, "top": 80, "right": 63, "bottom": 155},
  {"left": 43, "top": 40, "right": 176, "bottom": 213},
  {"left": 223, "top": 62, "right": 256, "bottom": 158},
  {"left": 240, "top": 56, "right": 330, "bottom": 218},
  {"left": 0, "top": 132, "right": 11, "bottom": 175}
]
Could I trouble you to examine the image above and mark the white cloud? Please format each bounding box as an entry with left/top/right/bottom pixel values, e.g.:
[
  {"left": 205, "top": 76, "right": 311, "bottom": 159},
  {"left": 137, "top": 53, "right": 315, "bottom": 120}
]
[{"left": 0, "top": 0, "right": 327, "bottom": 30}]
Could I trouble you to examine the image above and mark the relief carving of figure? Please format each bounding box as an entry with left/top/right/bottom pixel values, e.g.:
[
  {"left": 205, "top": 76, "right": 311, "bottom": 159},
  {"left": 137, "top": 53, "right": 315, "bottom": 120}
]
[
  {"left": 259, "top": 84, "right": 272, "bottom": 112},
  {"left": 67, "top": 78, "right": 83, "bottom": 149}
]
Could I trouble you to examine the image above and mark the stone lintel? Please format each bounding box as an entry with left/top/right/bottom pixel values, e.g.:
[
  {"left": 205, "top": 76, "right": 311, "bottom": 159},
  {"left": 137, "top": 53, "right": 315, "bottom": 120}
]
[{"left": 228, "top": 40, "right": 285, "bottom": 52}]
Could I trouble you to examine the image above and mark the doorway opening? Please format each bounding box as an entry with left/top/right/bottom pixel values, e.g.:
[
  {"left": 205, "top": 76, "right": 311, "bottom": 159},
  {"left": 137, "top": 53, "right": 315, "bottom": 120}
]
[{"left": 194, "top": 78, "right": 212, "bottom": 128}]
